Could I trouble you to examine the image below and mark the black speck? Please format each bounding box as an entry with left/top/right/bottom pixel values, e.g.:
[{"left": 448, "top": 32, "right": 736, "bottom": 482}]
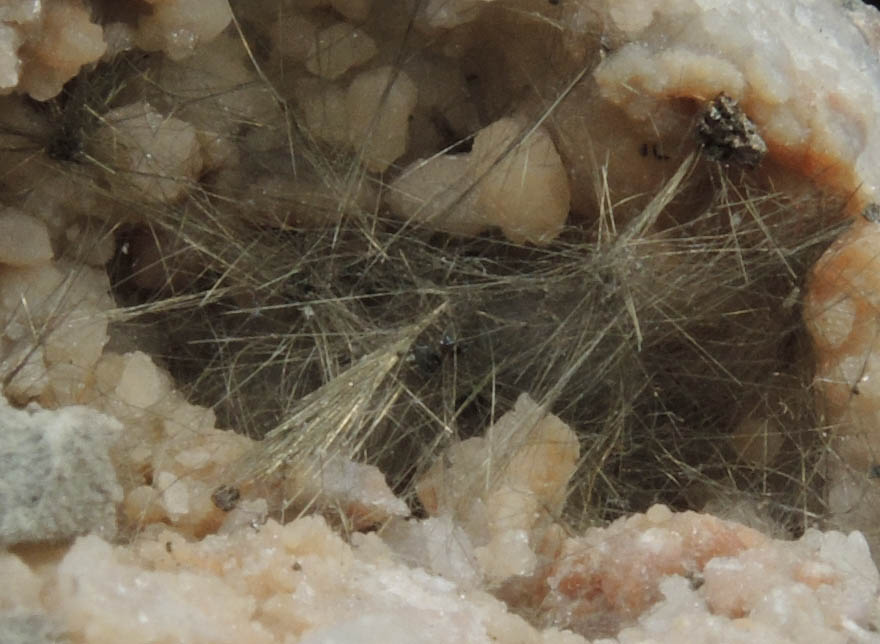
[
  {"left": 211, "top": 484, "right": 241, "bottom": 512},
  {"left": 687, "top": 572, "right": 705, "bottom": 590},
  {"left": 652, "top": 143, "right": 671, "bottom": 161}
]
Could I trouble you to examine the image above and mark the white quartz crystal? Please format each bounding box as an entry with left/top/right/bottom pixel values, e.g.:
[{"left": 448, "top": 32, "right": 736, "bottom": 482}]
[
  {"left": 589, "top": 0, "right": 880, "bottom": 211},
  {"left": 50, "top": 515, "right": 580, "bottom": 644},
  {"left": 90, "top": 102, "right": 203, "bottom": 202},
  {"left": 346, "top": 66, "right": 418, "bottom": 172},
  {"left": 388, "top": 118, "right": 571, "bottom": 244},
  {"left": 305, "top": 23, "right": 377, "bottom": 80},
  {"left": 135, "top": 0, "right": 233, "bottom": 61},
  {"left": 0, "top": 208, "right": 52, "bottom": 266}
]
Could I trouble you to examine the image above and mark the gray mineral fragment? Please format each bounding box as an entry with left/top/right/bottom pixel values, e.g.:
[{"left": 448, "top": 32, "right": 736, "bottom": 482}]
[
  {"left": 697, "top": 93, "right": 768, "bottom": 169},
  {"left": 0, "top": 613, "right": 64, "bottom": 644},
  {"left": 0, "top": 396, "right": 122, "bottom": 546}
]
